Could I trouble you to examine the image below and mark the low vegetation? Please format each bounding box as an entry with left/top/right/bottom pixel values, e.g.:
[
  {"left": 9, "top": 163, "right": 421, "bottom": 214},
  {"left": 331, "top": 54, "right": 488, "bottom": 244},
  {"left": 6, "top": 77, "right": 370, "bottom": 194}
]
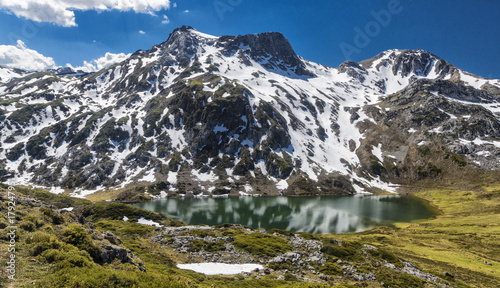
[
  {"left": 332, "top": 179, "right": 500, "bottom": 288},
  {"left": 0, "top": 177, "right": 499, "bottom": 287},
  {"left": 232, "top": 233, "right": 291, "bottom": 257}
]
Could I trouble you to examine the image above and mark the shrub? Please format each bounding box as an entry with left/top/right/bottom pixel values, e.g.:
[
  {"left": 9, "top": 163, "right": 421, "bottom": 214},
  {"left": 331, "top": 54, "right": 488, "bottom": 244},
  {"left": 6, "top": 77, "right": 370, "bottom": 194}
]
[
  {"left": 55, "top": 250, "right": 95, "bottom": 269},
  {"left": 283, "top": 273, "right": 297, "bottom": 281},
  {"left": 319, "top": 262, "right": 343, "bottom": 275},
  {"left": 298, "top": 232, "right": 318, "bottom": 240},
  {"left": 376, "top": 267, "right": 424, "bottom": 288},
  {"left": 20, "top": 221, "right": 36, "bottom": 232},
  {"left": 41, "top": 249, "right": 66, "bottom": 263},
  {"left": 232, "top": 233, "right": 291, "bottom": 257},
  {"left": 35, "top": 267, "right": 189, "bottom": 288},
  {"left": 321, "top": 240, "right": 363, "bottom": 261},
  {"left": 268, "top": 260, "right": 297, "bottom": 272},
  {"left": 26, "top": 232, "right": 62, "bottom": 256},
  {"left": 368, "top": 249, "right": 402, "bottom": 267},
  {"left": 40, "top": 207, "right": 65, "bottom": 225},
  {"left": 94, "top": 220, "right": 155, "bottom": 236},
  {"left": 62, "top": 224, "right": 100, "bottom": 261}
]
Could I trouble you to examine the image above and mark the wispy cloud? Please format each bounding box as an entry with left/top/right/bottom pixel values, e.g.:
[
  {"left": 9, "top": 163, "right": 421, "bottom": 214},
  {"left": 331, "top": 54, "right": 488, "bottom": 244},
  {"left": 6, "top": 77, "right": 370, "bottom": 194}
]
[
  {"left": 0, "top": 40, "right": 56, "bottom": 71},
  {"left": 162, "top": 15, "right": 170, "bottom": 24},
  {"left": 0, "top": 0, "right": 171, "bottom": 27},
  {"left": 183, "top": 10, "right": 190, "bottom": 13},
  {"left": 139, "top": 30, "right": 146, "bottom": 34}
]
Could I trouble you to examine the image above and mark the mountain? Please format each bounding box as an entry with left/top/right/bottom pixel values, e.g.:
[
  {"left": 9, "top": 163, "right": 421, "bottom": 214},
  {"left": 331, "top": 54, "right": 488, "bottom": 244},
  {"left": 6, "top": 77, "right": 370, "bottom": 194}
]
[{"left": 0, "top": 26, "right": 499, "bottom": 198}]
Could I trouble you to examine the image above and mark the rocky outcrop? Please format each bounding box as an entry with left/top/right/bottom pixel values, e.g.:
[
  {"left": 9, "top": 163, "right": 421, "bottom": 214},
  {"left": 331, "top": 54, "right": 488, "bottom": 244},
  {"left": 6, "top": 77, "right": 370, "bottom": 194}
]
[
  {"left": 219, "top": 32, "right": 314, "bottom": 76},
  {"left": 337, "top": 61, "right": 368, "bottom": 82},
  {"left": 100, "top": 244, "right": 145, "bottom": 271},
  {"left": 155, "top": 225, "right": 450, "bottom": 287},
  {"left": 157, "top": 25, "right": 201, "bottom": 66},
  {"left": 396, "top": 78, "right": 499, "bottom": 104},
  {"left": 391, "top": 50, "right": 456, "bottom": 78},
  {"left": 103, "top": 231, "right": 123, "bottom": 245}
]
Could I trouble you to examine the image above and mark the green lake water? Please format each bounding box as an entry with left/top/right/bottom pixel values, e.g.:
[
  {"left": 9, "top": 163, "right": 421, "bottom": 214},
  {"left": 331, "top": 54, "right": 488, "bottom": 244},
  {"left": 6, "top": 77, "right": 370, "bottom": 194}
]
[{"left": 132, "top": 195, "right": 438, "bottom": 234}]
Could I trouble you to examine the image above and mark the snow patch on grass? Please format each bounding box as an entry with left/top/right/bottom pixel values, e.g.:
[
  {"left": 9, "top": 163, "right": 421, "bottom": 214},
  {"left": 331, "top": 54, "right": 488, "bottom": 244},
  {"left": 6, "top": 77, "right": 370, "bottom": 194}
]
[{"left": 177, "top": 263, "right": 263, "bottom": 275}]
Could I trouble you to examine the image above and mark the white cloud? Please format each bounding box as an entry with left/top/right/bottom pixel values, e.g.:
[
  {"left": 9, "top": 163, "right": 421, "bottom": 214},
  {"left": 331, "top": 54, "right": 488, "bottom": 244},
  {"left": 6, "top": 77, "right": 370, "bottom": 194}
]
[
  {"left": 68, "top": 52, "right": 130, "bottom": 73},
  {"left": 173, "top": 3, "right": 177, "bottom": 8},
  {"left": 0, "top": 40, "right": 56, "bottom": 71},
  {"left": 0, "top": 0, "right": 171, "bottom": 27},
  {"left": 183, "top": 9, "right": 189, "bottom": 13},
  {"left": 0, "top": 40, "right": 130, "bottom": 73},
  {"left": 161, "top": 15, "right": 170, "bottom": 24},
  {"left": 139, "top": 30, "right": 146, "bottom": 34}
]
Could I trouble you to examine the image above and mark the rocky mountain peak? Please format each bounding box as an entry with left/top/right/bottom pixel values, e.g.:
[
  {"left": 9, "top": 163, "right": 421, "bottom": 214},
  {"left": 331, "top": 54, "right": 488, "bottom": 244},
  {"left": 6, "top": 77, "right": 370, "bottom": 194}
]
[
  {"left": 218, "top": 31, "right": 313, "bottom": 76},
  {"left": 171, "top": 25, "right": 196, "bottom": 34},
  {"left": 0, "top": 27, "right": 499, "bottom": 198},
  {"left": 360, "top": 49, "right": 457, "bottom": 79},
  {"left": 154, "top": 26, "right": 202, "bottom": 66},
  {"left": 391, "top": 49, "right": 456, "bottom": 78}
]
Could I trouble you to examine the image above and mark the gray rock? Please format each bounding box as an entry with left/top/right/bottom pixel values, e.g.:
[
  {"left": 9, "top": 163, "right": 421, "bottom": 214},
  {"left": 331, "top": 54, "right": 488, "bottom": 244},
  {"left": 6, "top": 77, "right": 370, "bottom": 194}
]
[
  {"left": 270, "top": 251, "right": 303, "bottom": 266},
  {"left": 103, "top": 231, "right": 122, "bottom": 245},
  {"left": 100, "top": 244, "right": 145, "bottom": 271},
  {"left": 361, "top": 244, "right": 377, "bottom": 250},
  {"left": 101, "top": 244, "right": 128, "bottom": 263}
]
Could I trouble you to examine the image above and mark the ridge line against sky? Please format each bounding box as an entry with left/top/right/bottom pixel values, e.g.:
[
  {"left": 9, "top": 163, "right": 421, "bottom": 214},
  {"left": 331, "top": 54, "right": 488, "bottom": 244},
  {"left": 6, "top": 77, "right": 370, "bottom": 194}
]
[{"left": 0, "top": 0, "right": 499, "bottom": 78}]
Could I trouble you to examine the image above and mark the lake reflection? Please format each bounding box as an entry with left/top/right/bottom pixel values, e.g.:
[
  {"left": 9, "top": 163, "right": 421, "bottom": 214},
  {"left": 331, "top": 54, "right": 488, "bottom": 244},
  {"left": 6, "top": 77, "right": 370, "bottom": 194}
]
[{"left": 132, "top": 195, "right": 438, "bottom": 234}]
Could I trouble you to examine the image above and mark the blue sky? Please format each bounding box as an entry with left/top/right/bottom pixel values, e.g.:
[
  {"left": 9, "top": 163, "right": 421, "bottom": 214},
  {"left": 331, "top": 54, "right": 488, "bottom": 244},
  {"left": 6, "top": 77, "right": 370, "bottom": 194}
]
[{"left": 0, "top": 0, "right": 499, "bottom": 78}]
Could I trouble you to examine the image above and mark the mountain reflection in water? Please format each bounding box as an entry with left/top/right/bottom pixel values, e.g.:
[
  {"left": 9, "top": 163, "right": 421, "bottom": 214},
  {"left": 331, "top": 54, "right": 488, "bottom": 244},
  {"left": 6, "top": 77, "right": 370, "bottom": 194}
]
[{"left": 132, "top": 195, "right": 437, "bottom": 234}]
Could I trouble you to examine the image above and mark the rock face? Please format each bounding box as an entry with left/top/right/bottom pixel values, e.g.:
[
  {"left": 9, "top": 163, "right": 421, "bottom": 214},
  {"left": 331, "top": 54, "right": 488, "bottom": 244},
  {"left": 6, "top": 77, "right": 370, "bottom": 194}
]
[
  {"left": 158, "top": 25, "right": 201, "bottom": 66},
  {"left": 103, "top": 231, "right": 122, "bottom": 245},
  {"left": 219, "top": 31, "right": 314, "bottom": 76},
  {"left": 360, "top": 49, "right": 457, "bottom": 79},
  {"left": 0, "top": 27, "right": 499, "bottom": 196},
  {"left": 100, "top": 244, "right": 145, "bottom": 271}
]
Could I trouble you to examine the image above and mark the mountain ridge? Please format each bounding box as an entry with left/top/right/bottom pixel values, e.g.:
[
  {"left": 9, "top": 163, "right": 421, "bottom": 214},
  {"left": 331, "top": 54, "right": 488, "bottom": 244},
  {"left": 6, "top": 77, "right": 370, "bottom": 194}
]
[{"left": 0, "top": 26, "right": 498, "bottom": 199}]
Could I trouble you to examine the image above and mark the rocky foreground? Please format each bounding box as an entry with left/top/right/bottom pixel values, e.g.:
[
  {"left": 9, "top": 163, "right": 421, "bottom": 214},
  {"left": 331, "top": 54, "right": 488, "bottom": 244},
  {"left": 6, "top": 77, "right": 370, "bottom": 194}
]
[
  {"left": 151, "top": 225, "right": 449, "bottom": 286},
  {"left": 4, "top": 175, "right": 500, "bottom": 287}
]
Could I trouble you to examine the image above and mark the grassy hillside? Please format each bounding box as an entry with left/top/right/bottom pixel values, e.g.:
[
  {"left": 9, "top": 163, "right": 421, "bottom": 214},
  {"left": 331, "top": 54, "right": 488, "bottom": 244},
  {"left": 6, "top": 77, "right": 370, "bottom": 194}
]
[
  {"left": 0, "top": 178, "right": 499, "bottom": 287},
  {"left": 333, "top": 182, "right": 500, "bottom": 288}
]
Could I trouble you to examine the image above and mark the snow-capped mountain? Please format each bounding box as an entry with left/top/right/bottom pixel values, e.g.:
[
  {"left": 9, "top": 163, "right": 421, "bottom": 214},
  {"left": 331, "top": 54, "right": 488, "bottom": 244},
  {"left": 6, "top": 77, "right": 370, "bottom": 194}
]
[{"left": 1, "top": 26, "right": 499, "bottom": 197}]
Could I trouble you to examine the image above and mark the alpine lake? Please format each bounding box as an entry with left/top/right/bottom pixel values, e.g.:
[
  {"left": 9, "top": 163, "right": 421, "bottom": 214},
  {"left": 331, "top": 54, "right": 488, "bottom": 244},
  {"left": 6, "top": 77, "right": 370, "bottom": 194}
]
[{"left": 132, "top": 195, "right": 438, "bottom": 234}]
